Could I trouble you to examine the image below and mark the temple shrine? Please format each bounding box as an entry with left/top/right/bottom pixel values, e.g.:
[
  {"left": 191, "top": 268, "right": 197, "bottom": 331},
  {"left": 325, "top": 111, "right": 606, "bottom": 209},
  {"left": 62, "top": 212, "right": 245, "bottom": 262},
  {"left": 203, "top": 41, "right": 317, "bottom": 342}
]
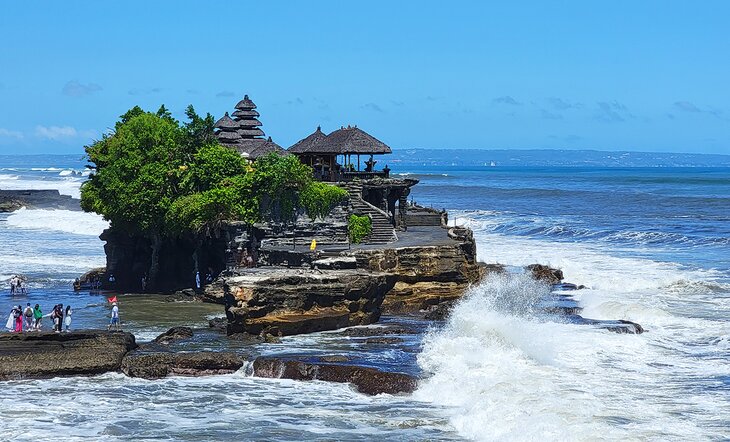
[{"left": 214, "top": 95, "right": 441, "bottom": 245}]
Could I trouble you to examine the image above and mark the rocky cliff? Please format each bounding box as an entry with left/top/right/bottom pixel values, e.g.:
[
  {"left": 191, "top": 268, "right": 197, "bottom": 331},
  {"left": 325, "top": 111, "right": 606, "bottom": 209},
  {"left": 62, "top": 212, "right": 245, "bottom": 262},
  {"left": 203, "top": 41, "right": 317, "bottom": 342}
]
[
  {"left": 220, "top": 268, "right": 397, "bottom": 336},
  {"left": 346, "top": 227, "right": 485, "bottom": 313}
]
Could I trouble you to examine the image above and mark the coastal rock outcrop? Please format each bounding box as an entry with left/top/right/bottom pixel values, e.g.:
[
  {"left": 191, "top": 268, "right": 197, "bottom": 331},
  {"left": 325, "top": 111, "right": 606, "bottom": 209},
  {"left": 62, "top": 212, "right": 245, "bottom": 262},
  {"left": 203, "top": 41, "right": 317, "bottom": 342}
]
[
  {"left": 252, "top": 356, "right": 417, "bottom": 395},
  {"left": 347, "top": 240, "right": 485, "bottom": 313},
  {"left": 152, "top": 326, "right": 194, "bottom": 344},
  {"left": 0, "top": 331, "right": 137, "bottom": 380},
  {"left": 223, "top": 268, "right": 397, "bottom": 336},
  {"left": 526, "top": 264, "right": 564, "bottom": 284},
  {"left": 121, "top": 351, "right": 245, "bottom": 379},
  {"left": 0, "top": 189, "right": 80, "bottom": 212}
]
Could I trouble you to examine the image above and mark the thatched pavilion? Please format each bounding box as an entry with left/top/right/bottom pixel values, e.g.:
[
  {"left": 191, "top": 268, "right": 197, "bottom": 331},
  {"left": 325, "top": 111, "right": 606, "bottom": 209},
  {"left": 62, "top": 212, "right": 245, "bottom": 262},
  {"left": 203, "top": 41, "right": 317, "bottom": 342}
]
[
  {"left": 214, "top": 95, "right": 287, "bottom": 160},
  {"left": 288, "top": 125, "right": 392, "bottom": 181}
]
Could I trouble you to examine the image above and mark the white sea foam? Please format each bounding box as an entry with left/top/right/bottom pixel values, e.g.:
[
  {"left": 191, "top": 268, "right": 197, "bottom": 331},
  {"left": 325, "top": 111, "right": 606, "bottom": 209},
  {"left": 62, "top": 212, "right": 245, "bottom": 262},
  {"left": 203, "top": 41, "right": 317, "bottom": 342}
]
[
  {"left": 0, "top": 175, "right": 84, "bottom": 198},
  {"left": 414, "top": 273, "right": 729, "bottom": 441},
  {"left": 413, "top": 211, "right": 730, "bottom": 440},
  {"left": 6, "top": 208, "right": 109, "bottom": 236}
]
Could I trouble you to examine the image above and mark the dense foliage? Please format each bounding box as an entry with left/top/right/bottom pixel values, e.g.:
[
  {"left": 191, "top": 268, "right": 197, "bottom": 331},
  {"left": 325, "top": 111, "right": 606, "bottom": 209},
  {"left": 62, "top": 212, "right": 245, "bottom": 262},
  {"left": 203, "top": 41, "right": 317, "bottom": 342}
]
[
  {"left": 301, "top": 181, "right": 348, "bottom": 221},
  {"left": 348, "top": 214, "right": 372, "bottom": 244},
  {"left": 81, "top": 104, "right": 346, "bottom": 285}
]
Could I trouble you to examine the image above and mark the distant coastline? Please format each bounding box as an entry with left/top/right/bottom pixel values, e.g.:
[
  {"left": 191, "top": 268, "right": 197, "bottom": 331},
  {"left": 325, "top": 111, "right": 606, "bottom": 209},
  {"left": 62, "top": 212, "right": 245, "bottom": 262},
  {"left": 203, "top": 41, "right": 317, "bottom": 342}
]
[{"left": 3, "top": 148, "right": 729, "bottom": 169}]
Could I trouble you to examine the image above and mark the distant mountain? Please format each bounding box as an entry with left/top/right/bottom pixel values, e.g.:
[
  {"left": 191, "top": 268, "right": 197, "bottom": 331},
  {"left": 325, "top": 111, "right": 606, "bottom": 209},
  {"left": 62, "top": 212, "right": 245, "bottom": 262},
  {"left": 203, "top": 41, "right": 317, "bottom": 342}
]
[{"left": 386, "top": 149, "right": 730, "bottom": 167}]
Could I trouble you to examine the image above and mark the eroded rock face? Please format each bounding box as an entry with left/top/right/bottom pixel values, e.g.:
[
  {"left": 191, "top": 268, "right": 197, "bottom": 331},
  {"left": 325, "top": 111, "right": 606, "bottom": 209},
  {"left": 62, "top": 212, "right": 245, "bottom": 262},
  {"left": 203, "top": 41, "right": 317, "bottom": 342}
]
[
  {"left": 121, "top": 351, "right": 245, "bottom": 379},
  {"left": 252, "top": 356, "right": 417, "bottom": 395},
  {"left": 0, "top": 331, "right": 137, "bottom": 380},
  {"left": 347, "top": 241, "right": 485, "bottom": 314},
  {"left": 223, "top": 268, "right": 397, "bottom": 336}
]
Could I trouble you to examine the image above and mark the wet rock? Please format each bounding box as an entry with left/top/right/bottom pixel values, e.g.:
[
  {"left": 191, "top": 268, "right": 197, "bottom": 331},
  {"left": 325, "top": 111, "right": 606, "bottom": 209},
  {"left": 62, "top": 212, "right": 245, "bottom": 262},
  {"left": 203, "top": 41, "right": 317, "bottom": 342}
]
[
  {"left": 339, "top": 326, "right": 416, "bottom": 337},
  {"left": 0, "top": 331, "right": 137, "bottom": 380},
  {"left": 318, "top": 355, "right": 350, "bottom": 363},
  {"left": 424, "top": 300, "right": 457, "bottom": 321},
  {"left": 208, "top": 317, "right": 227, "bottom": 331},
  {"left": 121, "top": 351, "right": 245, "bottom": 379},
  {"left": 526, "top": 264, "right": 564, "bottom": 284},
  {"left": 152, "top": 327, "right": 194, "bottom": 344},
  {"left": 364, "top": 337, "right": 404, "bottom": 345},
  {"left": 252, "top": 356, "right": 417, "bottom": 395}
]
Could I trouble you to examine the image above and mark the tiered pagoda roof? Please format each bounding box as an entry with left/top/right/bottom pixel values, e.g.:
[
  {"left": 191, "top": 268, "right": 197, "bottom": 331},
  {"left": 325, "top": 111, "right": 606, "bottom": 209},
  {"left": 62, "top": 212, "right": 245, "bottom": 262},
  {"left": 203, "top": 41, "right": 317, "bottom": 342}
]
[{"left": 215, "top": 94, "right": 275, "bottom": 158}]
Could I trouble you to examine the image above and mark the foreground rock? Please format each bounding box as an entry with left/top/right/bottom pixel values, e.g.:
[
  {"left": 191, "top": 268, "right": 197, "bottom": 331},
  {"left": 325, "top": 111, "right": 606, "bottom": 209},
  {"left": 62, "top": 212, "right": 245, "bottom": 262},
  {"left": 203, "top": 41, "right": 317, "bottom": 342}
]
[
  {"left": 121, "top": 351, "right": 245, "bottom": 379},
  {"left": 222, "top": 268, "right": 396, "bottom": 336},
  {"left": 252, "top": 356, "right": 417, "bottom": 395},
  {"left": 0, "top": 331, "right": 137, "bottom": 380},
  {"left": 152, "top": 326, "right": 194, "bottom": 344}
]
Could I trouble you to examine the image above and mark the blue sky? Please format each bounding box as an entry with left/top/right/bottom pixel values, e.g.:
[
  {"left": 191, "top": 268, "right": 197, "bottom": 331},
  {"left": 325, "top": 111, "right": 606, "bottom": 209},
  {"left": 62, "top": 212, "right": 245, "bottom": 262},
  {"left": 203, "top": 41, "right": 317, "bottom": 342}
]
[{"left": 0, "top": 1, "right": 728, "bottom": 155}]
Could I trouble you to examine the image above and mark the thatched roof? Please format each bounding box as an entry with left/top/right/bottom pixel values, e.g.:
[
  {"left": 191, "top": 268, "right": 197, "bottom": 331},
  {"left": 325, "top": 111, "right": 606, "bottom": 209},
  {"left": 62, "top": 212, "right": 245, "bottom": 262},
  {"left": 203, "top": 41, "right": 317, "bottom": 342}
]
[
  {"left": 214, "top": 112, "right": 238, "bottom": 130},
  {"left": 324, "top": 126, "right": 392, "bottom": 154},
  {"left": 232, "top": 137, "right": 288, "bottom": 160},
  {"left": 237, "top": 128, "right": 265, "bottom": 138},
  {"left": 237, "top": 118, "right": 262, "bottom": 127},
  {"left": 232, "top": 109, "right": 260, "bottom": 119},
  {"left": 287, "top": 126, "right": 327, "bottom": 153},
  {"left": 235, "top": 95, "right": 257, "bottom": 111},
  {"left": 289, "top": 126, "right": 391, "bottom": 155},
  {"left": 216, "top": 130, "right": 242, "bottom": 141}
]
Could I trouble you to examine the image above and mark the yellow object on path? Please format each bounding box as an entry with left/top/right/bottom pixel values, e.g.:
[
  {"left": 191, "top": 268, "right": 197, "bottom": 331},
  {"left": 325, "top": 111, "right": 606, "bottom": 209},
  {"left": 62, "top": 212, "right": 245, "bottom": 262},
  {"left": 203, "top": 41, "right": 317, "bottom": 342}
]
[{"left": 310, "top": 239, "right": 317, "bottom": 251}]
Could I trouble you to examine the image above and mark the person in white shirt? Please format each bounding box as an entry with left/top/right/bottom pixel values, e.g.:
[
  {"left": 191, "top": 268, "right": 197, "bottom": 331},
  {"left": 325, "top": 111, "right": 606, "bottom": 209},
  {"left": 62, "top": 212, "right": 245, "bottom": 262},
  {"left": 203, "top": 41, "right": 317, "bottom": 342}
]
[{"left": 108, "top": 302, "right": 120, "bottom": 331}]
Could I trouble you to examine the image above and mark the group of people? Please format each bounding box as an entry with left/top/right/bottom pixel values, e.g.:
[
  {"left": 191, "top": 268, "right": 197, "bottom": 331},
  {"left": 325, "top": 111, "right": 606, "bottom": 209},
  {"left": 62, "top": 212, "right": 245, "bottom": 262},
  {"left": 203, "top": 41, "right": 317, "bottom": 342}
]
[
  {"left": 9, "top": 276, "right": 27, "bottom": 296},
  {"left": 5, "top": 303, "right": 72, "bottom": 333}
]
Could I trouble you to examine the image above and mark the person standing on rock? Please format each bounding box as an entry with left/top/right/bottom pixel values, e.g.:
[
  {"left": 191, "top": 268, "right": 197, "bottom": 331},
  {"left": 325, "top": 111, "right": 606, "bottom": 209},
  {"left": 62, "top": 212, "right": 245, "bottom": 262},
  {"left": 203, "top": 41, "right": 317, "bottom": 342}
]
[
  {"left": 5, "top": 307, "right": 16, "bottom": 331},
  {"left": 13, "top": 305, "right": 23, "bottom": 332},
  {"left": 23, "top": 303, "right": 33, "bottom": 331},
  {"left": 64, "top": 305, "right": 73, "bottom": 332},
  {"left": 108, "top": 302, "right": 120, "bottom": 331},
  {"left": 33, "top": 304, "right": 43, "bottom": 330}
]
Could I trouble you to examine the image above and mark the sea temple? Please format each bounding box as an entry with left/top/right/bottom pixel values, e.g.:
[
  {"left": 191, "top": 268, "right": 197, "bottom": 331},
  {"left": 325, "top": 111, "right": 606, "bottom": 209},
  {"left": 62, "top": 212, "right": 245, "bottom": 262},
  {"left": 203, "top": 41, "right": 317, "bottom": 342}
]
[{"left": 91, "top": 94, "right": 483, "bottom": 337}]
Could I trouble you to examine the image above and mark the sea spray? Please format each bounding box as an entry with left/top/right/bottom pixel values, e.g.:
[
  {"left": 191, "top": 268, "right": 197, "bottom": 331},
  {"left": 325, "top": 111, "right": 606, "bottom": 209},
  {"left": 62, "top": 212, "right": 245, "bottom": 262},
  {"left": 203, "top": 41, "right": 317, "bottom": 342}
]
[
  {"left": 6, "top": 208, "right": 109, "bottom": 236},
  {"left": 412, "top": 270, "right": 729, "bottom": 440}
]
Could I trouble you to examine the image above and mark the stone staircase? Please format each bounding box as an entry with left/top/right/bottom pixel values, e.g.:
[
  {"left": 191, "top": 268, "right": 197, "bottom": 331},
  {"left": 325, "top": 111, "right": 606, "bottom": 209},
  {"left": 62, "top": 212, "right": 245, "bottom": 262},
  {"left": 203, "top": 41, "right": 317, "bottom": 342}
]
[{"left": 343, "top": 182, "right": 397, "bottom": 244}]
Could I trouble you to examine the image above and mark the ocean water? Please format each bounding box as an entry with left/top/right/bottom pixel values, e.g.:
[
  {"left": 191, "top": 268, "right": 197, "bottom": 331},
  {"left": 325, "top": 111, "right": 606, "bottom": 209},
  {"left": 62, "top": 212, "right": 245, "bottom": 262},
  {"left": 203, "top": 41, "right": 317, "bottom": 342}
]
[{"left": 1, "top": 155, "right": 729, "bottom": 440}]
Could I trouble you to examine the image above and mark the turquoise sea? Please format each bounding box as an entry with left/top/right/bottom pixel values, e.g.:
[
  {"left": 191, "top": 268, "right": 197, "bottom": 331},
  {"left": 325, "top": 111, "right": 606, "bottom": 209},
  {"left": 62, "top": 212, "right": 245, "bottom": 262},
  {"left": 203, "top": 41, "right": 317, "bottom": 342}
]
[{"left": 1, "top": 153, "right": 728, "bottom": 440}]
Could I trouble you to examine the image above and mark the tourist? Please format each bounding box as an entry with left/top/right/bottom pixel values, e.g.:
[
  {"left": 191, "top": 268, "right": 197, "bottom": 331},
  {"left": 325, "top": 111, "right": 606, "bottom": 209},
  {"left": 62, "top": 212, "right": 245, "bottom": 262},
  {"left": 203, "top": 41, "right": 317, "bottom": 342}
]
[
  {"left": 5, "top": 307, "right": 16, "bottom": 331},
  {"left": 64, "top": 305, "right": 73, "bottom": 332},
  {"left": 51, "top": 304, "right": 64, "bottom": 333},
  {"left": 141, "top": 275, "right": 147, "bottom": 292},
  {"left": 108, "top": 302, "right": 120, "bottom": 331},
  {"left": 33, "top": 304, "right": 42, "bottom": 330},
  {"left": 10, "top": 277, "right": 16, "bottom": 295},
  {"left": 13, "top": 305, "right": 23, "bottom": 332},
  {"left": 23, "top": 303, "right": 33, "bottom": 331},
  {"left": 195, "top": 271, "right": 201, "bottom": 290}
]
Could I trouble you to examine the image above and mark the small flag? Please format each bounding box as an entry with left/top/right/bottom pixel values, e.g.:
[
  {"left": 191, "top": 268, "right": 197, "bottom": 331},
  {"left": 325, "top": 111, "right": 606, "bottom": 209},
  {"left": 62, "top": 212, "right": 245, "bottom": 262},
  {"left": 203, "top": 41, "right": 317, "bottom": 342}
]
[{"left": 108, "top": 296, "right": 117, "bottom": 303}]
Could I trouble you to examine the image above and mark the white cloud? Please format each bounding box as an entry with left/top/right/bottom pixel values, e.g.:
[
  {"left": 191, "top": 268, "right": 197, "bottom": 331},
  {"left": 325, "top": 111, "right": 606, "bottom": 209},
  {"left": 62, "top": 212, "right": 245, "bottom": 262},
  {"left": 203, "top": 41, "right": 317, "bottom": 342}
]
[
  {"left": 34, "top": 126, "right": 95, "bottom": 140},
  {"left": 0, "top": 128, "right": 24, "bottom": 139},
  {"left": 63, "top": 80, "right": 103, "bottom": 97}
]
